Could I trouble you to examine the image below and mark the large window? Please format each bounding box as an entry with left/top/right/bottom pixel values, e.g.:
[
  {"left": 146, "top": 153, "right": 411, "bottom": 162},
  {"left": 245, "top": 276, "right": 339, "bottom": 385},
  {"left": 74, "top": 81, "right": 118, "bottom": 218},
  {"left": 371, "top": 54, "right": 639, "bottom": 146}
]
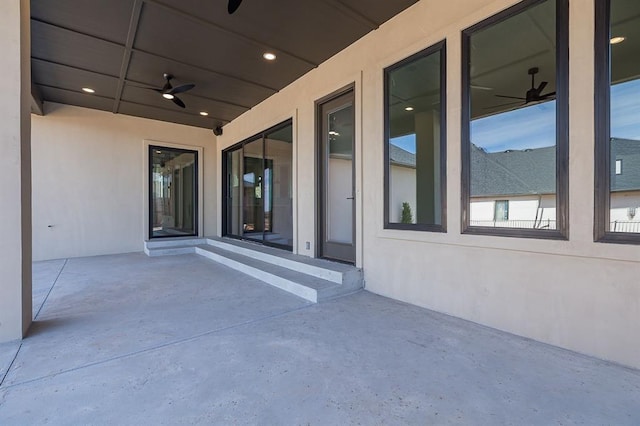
[
  {"left": 149, "top": 146, "right": 198, "bottom": 238},
  {"left": 461, "top": 0, "right": 568, "bottom": 238},
  {"left": 223, "top": 120, "right": 293, "bottom": 250},
  {"left": 384, "top": 41, "right": 446, "bottom": 231},
  {"left": 595, "top": 0, "right": 640, "bottom": 242}
]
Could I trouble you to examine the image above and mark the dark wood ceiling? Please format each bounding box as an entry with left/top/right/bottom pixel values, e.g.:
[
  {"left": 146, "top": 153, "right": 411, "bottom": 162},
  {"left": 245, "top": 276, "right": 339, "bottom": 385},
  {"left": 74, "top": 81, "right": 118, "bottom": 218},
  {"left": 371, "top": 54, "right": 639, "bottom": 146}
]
[{"left": 31, "top": 0, "right": 418, "bottom": 129}]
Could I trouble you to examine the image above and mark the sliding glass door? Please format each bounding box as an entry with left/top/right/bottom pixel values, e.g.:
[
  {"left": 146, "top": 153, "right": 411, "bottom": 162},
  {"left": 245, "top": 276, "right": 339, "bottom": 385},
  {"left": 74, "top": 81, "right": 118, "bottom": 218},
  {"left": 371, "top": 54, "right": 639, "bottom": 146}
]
[
  {"left": 224, "top": 120, "right": 293, "bottom": 250},
  {"left": 149, "top": 146, "right": 198, "bottom": 238}
]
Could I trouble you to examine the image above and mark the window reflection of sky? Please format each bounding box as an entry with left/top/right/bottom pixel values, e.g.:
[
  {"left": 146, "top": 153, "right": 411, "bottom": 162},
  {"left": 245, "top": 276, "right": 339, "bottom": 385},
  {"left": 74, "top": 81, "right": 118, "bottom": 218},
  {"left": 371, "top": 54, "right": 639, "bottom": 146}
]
[
  {"left": 471, "top": 101, "right": 556, "bottom": 153},
  {"left": 390, "top": 134, "right": 416, "bottom": 153},
  {"left": 611, "top": 79, "right": 640, "bottom": 140},
  {"left": 390, "top": 79, "right": 640, "bottom": 155}
]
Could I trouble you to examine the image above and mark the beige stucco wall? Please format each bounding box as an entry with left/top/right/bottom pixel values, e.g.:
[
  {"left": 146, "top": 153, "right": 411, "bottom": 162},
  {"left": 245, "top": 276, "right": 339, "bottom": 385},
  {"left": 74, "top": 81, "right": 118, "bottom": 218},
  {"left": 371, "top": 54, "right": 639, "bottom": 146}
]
[
  {"left": 31, "top": 103, "right": 216, "bottom": 261},
  {"left": 216, "top": 0, "right": 640, "bottom": 368}
]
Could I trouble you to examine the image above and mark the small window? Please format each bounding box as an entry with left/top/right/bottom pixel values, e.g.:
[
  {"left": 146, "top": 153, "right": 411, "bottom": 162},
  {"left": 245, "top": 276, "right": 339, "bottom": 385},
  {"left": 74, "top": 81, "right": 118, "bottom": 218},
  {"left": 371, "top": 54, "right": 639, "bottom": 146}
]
[
  {"left": 461, "top": 0, "right": 568, "bottom": 239},
  {"left": 595, "top": 0, "right": 640, "bottom": 241},
  {"left": 384, "top": 41, "right": 447, "bottom": 231},
  {"left": 494, "top": 200, "right": 509, "bottom": 221}
]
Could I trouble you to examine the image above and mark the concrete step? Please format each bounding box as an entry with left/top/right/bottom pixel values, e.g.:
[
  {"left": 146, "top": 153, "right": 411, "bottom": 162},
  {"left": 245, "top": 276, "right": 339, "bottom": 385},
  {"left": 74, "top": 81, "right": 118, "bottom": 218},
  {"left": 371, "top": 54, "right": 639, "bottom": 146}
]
[
  {"left": 205, "top": 237, "right": 361, "bottom": 285},
  {"left": 144, "top": 238, "right": 204, "bottom": 256},
  {"left": 144, "top": 237, "right": 363, "bottom": 302}
]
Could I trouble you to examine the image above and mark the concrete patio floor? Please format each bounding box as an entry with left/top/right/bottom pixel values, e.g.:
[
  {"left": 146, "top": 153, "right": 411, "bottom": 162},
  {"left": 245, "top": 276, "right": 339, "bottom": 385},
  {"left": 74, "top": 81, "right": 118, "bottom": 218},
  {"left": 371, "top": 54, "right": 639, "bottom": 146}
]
[{"left": 0, "top": 253, "right": 639, "bottom": 425}]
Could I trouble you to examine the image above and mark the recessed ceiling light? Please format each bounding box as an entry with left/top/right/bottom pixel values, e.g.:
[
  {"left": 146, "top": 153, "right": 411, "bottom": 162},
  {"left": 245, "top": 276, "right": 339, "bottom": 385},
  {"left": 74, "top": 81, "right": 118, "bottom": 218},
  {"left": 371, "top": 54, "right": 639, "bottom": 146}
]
[
  {"left": 199, "top": 111, "right": 209, "bottom": 116},
  {"left": 405, "top": 106, "right": 414, "bottom": 111},
  {"left": 263, "top": 52, "right": 276, "bottom": 61},
  {"left": 162, "top": 93, "right": 175, "bottom": 100},
  {"left": 610, "top": 36, "right": 626, "bottom": 44},
  {"left": 82, "top": 87, "right": 95, "bottom": 93}
]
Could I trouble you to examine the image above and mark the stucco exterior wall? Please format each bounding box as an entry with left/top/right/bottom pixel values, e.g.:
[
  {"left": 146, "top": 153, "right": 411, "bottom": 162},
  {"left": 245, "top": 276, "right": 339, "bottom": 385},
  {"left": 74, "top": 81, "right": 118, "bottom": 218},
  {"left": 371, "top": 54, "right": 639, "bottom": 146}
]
[
  {"left": 31, "top": 103, "right": 216, "bottom": 261},
  {"left": 216, "top": 0, "right": 640, "bottom": 369}
]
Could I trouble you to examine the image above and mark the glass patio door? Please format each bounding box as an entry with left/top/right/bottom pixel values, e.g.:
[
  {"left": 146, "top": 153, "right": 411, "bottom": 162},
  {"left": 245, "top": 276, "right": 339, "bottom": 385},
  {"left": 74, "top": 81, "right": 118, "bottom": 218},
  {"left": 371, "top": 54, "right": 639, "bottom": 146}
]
[{"left": 149, "top": 146, "right": 198, "bottom": 238}]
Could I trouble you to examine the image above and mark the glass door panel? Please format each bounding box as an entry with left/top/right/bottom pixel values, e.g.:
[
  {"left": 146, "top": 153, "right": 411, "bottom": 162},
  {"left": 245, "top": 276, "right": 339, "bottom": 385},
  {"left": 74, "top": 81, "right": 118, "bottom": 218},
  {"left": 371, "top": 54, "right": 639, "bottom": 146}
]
[
  {"left": 226, "top": 148, "right": 243, "bottom": 236},
  {"left": 242, "top": 138, "right": 264, "bottom": 242},
  {"left": 265, "top": 124, "right": 293, "bottom": 247},
  {"left": 319, "top": 90, "right": 356, "bottom": 263},
  {"left": 150, "top": 146, "right": 197, "bottom": 238}
]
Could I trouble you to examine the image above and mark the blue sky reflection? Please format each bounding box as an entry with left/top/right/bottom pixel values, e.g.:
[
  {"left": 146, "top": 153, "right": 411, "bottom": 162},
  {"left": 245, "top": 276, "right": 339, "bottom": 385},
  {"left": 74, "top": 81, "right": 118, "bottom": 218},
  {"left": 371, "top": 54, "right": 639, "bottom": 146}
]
[{"left": 389, "top": 79, "right": 640, "bottom": 155}]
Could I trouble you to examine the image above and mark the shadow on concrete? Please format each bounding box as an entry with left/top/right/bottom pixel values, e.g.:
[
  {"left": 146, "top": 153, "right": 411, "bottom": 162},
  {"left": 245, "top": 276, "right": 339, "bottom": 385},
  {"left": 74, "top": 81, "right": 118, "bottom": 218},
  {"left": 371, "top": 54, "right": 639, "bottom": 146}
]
[{"left": 26, "top": 318, "right": 76, "bottom": 339}]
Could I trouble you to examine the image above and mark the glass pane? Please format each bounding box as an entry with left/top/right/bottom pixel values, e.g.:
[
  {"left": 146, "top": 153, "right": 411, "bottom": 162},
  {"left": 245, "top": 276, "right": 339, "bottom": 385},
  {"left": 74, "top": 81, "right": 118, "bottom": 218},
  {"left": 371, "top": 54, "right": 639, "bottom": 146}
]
[
  {"left": 226, "top": 148, "right": 242, "bottom": 236},
  {"left": 609, "top": 0, "right": 640, "bottom": 233},
  {"left": 150, "top": 147, "right": 197, "bottom": 237},
  {"left": 387, "top": 48, "right": 442, "bottom": 225},
  {"left": 468, "top": 0, "right": 558, "bottom": 230},
  {"left": 265, "top": 124, "right": 293, "bottom": 247},
  {"left": 327, "top": 104, "right": 353, "bottom": 244},
  {"left": 242, "top": 138, "right": 264, "bottom": 242}
]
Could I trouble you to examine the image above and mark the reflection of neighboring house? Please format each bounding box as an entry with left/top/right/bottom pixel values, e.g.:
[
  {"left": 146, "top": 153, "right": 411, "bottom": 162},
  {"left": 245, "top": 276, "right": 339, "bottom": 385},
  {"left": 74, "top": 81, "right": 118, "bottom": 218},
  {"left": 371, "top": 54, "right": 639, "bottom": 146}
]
[
  {"left": 610, "top": 138, "right": 640, "bottom": 231},
  {"left": 469, "top": 144, "right": 557, "bottom": 229},
  {"left": 389, "top": 144, "right": 418, "bottom": 223},
  {"left": 470, "top": 138, "right": 640, "bottom": 230},
  {"left": 390, "top": 138, "right": 640, "bottom": 230}
]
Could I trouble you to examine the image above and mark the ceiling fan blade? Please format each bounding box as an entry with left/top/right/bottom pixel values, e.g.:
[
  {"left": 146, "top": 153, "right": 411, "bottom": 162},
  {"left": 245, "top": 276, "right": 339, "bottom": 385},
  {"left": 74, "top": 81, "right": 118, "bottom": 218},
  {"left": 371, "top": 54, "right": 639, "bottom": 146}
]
[
  {"left": 172, "top": 96, "right": 186, "bottom": 108},
  {"left": 495, "top": 94, "right": 526, "bottom": 100},
  {"left": 228, "top": 0, "right": 243, "bottom": 14},
  {"left": 536, "top": 81, "right": 548, "bottom": 94},
  {"left": 539, "top": 91, "right": 556, "bottom": 100},
  {"left": 169, "top": 83, "right": 195, "bottom": 95}
]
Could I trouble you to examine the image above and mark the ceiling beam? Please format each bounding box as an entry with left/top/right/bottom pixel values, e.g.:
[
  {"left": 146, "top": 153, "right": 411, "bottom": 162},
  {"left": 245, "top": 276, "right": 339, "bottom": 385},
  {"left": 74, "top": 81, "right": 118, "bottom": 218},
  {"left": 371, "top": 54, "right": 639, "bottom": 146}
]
[
  {"left": 113, "top": 0, "right": 144, "bottom": 114},
  {"left": 31, "top": 57, "right": 120, "bottom": 79},
  {"left": 131, "top": 47, "right": 280, "bottom": 92},
  {"left": 319, "top": 0, "right": 378, "bottom": 30},
  {"left": 120, "top": 100, "right": 230, "bottom": 124},
  {"left": 144, "top": 0, "right": 320, "bottom": 68},
  {"left": 30, "top": 19, "right": 279, "bottom": 94},
  {"left": 31, "top": 82, "right": 44, "bottom": 116},
  {"left": 125, "top": 78, "right": 252, "bottom": 110}
]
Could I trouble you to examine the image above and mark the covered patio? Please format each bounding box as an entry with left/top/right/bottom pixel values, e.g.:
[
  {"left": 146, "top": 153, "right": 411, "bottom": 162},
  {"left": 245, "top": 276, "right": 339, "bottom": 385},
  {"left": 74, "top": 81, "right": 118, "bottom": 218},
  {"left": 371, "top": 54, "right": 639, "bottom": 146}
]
[{"left": 1, "top": 253, "right": 638, "bottom": 424}]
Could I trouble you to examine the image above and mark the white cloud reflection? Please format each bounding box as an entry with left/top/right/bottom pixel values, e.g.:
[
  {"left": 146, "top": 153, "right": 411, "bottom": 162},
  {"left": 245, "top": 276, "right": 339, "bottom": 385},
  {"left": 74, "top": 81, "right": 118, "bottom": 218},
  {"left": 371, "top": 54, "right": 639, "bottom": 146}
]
[{"left": 471, "top": 101, "right": 556, "bottom": 153}]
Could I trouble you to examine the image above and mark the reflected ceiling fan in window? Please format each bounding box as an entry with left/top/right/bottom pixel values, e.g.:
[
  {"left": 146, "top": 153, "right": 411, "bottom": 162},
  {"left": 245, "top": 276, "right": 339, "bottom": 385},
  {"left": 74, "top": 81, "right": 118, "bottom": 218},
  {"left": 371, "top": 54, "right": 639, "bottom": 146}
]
[
  {"left": 146, "top": 73, "right": 195, "bottom": 109},
  {"left": 488, "top": 67, "right": 556, "bottom": 109},
  {"left": 228, "top": 0, "right": 243, "bottom": 14}
]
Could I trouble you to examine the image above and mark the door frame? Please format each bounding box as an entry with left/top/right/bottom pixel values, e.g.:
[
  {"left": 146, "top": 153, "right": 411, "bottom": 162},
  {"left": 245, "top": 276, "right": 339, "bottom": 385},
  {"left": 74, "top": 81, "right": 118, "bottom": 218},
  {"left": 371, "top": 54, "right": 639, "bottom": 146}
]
[
  {"left": 221, "top": 119, "right": 294, "bottom": 251},
  {"left": 143, "top": 139, "right": 204, "bottom": 241},
  {"left": 315, "top": 84, "right": 356, "bottom": 263}
]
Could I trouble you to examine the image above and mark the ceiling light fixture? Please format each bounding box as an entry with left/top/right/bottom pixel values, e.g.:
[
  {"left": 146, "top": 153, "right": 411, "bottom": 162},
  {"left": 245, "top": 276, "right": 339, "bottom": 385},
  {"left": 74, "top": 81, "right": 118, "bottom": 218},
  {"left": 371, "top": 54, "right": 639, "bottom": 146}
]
[
  {"left": 263, "top": 52, "right": 277, "bottom": 61},
  {"left": 82, "top": 87, "right": 95, "bottom": 93},
  {"left": 610, "top": 36, "right": 626, "bottom": 44},
  {"left": 162, "top": 93, "right": 175, "bottom": 100},
  {"left": 405, "top": 106, "right": 414, "bottom": 111},
  {"left": 199, "top": 111, "right": 209, "bottom": 116}
]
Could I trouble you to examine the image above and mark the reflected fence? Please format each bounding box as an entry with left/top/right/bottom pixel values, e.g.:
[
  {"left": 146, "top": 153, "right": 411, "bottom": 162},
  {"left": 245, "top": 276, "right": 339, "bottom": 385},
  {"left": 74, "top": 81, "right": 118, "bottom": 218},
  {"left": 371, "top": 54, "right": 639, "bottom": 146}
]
[
  {"left": 470, "top": 220, "right": 557, "bottom": 229},
  {"left": 470, "top": 220, "right": 640, "bottom": 233}
]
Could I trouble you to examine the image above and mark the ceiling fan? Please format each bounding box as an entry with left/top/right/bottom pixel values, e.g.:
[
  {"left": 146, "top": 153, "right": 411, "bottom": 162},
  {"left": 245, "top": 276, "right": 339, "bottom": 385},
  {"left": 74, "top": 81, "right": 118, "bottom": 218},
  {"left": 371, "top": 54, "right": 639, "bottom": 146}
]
[
  {"left": 488, "top": 67, "right": 556, "bottom": 109},
  {"left": 147, "top": 73, "right": 195, "bottom": 108},
  {"left": 228, "top": 0, "right": 243, "bottom": 14}
]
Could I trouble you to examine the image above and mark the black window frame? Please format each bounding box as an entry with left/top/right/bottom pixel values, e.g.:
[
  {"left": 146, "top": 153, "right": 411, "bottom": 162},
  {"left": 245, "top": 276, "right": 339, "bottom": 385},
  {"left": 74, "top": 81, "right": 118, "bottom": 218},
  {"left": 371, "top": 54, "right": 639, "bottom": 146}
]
[
  {"left": 383, "top": 40, "right": 447, "bottom": 232},
  {"left": 594, "top": 0, "right": 640, "bottom": 244},
  {"left": 461, "top": 0, "right": 569, "bottom": 240},
  {"left": 221, "top": 118, "right": 294, "bottom": 251},
  {"left": 148, "top": 145, "right": 199, "bottom": 240}
]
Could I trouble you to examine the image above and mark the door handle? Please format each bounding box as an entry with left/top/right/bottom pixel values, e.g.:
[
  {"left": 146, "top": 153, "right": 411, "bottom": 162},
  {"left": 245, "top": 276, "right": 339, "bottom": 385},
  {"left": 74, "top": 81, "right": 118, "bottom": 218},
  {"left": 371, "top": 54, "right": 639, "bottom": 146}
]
[{"left": 346, "top": 196, "right": 354, "bottom": 200}]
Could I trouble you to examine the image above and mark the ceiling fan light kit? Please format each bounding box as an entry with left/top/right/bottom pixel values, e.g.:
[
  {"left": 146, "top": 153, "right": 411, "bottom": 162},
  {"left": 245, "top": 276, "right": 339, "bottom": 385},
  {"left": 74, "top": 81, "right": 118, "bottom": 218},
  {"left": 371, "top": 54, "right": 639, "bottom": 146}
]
[{"left": 145, "top": 73, "right": 195, "bottom": 109}]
